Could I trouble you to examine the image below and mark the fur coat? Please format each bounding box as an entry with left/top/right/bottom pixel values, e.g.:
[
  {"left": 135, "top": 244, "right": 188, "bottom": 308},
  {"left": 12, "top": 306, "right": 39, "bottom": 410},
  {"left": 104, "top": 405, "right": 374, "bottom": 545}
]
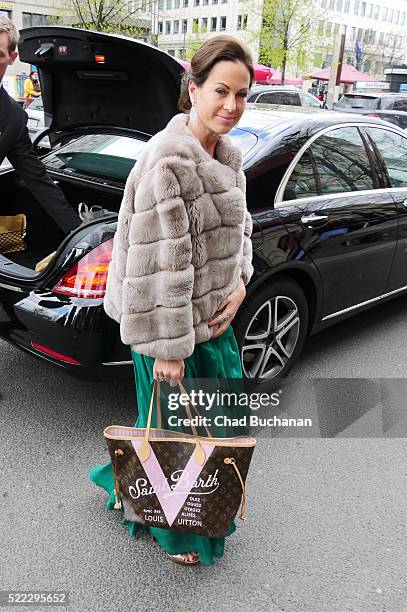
[{"left": 103, "top": 112, "right": 254, "bottom": 360}]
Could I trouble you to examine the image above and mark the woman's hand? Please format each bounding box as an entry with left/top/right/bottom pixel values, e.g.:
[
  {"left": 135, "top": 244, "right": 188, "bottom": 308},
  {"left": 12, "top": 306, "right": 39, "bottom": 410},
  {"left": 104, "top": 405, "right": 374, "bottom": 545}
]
[
  {"left": 208, "top": 277, "right": 246, "bottom": 339},
  {"left": 153, "top": 358, "right": 185, "bottom": 387}
]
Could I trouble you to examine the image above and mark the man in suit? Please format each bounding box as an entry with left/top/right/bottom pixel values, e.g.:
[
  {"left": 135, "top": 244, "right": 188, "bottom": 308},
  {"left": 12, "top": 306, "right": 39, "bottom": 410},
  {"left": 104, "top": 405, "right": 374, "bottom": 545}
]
[{"left": 0, "top": 15, "right": 81, "bottom": 234}]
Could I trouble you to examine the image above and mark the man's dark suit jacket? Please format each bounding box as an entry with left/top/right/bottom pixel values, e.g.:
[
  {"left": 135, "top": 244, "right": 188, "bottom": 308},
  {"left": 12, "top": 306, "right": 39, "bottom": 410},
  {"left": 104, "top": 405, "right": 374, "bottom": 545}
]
[{"left": 0, "top": 85, "right": 81, "bottom": 234}]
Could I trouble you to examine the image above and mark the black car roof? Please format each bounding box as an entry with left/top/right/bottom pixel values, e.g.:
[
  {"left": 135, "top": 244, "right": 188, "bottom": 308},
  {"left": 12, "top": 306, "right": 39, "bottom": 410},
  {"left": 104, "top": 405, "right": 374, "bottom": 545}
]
[{"left": 240, "top": 105, "right": 393, "bottom": 136}]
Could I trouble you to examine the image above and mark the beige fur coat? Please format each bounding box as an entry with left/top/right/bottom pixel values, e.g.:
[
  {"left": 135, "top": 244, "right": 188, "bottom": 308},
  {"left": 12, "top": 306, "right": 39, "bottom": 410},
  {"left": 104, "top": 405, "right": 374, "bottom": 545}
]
[{"left": 103, "top": 112, "right": 254, "bottom": 360}]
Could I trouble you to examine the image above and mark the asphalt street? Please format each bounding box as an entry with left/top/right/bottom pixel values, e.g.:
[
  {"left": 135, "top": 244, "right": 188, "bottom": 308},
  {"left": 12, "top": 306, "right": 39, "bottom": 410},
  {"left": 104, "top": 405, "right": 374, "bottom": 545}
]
[{"left": 1, "top": 294, "right": 407, "bottom": 611}]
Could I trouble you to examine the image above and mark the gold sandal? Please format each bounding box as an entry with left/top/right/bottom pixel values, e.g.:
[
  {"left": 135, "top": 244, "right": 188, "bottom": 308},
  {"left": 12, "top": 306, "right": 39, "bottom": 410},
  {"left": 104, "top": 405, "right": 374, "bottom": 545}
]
[{"left": 166, "top": 552, "right": 200, "bottom": 565}]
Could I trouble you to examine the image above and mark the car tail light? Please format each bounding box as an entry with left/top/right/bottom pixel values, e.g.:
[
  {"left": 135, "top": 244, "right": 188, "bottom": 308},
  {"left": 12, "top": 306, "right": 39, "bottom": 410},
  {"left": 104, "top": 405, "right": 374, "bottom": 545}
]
[
  {"left": 367, "top": 113, "right": 380, "bottom": 117},
  {"left": 53, "top": 239, "right": 113, "bottom": 299}
]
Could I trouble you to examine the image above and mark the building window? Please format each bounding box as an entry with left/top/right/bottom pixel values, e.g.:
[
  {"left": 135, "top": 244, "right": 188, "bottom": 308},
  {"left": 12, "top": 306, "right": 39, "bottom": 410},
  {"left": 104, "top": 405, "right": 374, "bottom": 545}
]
[
  {"left": 353, "top": 0, "right": 359, "bottom": 15},
  {"left": 325, "top": 21, "right": 332, "bottom": 36},
  {"left": 237, "top": 14, "right": 247, "bottom": 29},
  {"left": 336, "top": 0, "right": 343, "bottom": 11},
  {"left": 174, "top": 0, "right": 180, "bottom": 6},
  {"left": 360, "top": 2, "right": 366, "bottom": 17},
  {"left": 174, "top": 19, "right": 179, "bottom": 33},
  {"left": 378, "top": 31, "right": 384, "bottom": 45},
  {"left": 401, "top": 12, "right": 405, "bottom": 26},
  {"left": 158, "top": 21, "right": 163, "bottom": 33},
  {"left": 329, "top": 0, "right": 334, "bottom": 8},
  {"left": 22, "top": 13, "right": 53, "bottom": 28},
  {"left": 367, "top": 3, "right": 372, "bottom": 18},
  {"left": 351, "top": 26, "right": 357, "bottom": 40},
  {"left": 183, "top": 19, "right": 188, "bottom": 32},
  {"left": 394, "top": 10, "right": 400, "bottom": 24},
  {"left": 201, "top": 17, "right": 208, "bottom": 30},
  {"left": 221, "top": 0, "right": 227, "bottom": 3},
  {"left": 183, "top": 0, "right": 188, "bottom": 6},
  {"left": 373, "top": 4, "right": 379, "bottom": 19},
  {"left": 212, "top": 0, "right": 218, "bottom": 4},
  {"left": 317, "top": 20, "right": 324, "bottom": 35},
  {"left": 388, "top": 9, "right": 394, "bottom": 22},
  {"left": 194, "top": 0, "right": 200, "bottom": 5},
  {"left": 159, "top": 0, "right": 164, "bottom": 8},
  {"left": 193, "top": 17, "right": 199, "bottom": 31},
  {"left": 211, "top": 16, "right": 217, "bottom": 30},
  {"left": 168, "top": 49, "right": 175, "bottom": 56},
  {"left": 203, "top": 0, "right": 208, "bottom": 4},
  {"left": 165, "top": 0, "right": 172, "bottom": 8},
  {"left": 344, "top": 0, "right": 350, "bottom": 12},
  {"left": 220, "top": 16, "right": 226, "bottom": 30},
  {"left": 321, "top": 0, "right": 327, "bottom": 7},
  {"left": 0, "top": 9, "right": 11, "bottom": 18},
  {"left": 165, "top": 21, "right": 171, "bottom": 34}
]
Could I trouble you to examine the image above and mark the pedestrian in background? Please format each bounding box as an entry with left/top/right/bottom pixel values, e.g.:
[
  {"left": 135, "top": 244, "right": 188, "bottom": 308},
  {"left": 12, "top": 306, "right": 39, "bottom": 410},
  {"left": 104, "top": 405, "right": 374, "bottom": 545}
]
[
  {"left": 23, "top": 70, "right": 41, "bottom": 108},
  {"left": 90, "top": 34, "right": 255, "bottom": 567}
]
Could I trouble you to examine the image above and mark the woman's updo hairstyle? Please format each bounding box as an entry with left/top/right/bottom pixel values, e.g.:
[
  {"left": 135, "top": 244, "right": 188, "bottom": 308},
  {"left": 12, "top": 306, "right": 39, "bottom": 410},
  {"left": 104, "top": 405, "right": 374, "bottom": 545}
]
[{"left": 178, "top": 35, "right": 255, "bottom": 113}]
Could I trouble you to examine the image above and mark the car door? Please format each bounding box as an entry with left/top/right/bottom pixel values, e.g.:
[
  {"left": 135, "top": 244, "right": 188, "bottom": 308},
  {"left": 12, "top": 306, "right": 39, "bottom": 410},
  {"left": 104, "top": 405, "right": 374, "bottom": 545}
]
[
  {"left": 364, "top": 125, "right": 407, "bottom": 291},
  {"left": 275, "top": 124, "right": 398, "bottom": 318}
]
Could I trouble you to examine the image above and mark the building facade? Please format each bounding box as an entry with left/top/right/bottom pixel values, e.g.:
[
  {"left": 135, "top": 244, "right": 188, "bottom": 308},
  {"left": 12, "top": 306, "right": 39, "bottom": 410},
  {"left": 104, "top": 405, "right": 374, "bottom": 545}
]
[
  {"left": 152, "top": 0, "right": 262, "bottom": 62},
  {"left": 315, "top": 0, "right": 407, "bottom": 78}
]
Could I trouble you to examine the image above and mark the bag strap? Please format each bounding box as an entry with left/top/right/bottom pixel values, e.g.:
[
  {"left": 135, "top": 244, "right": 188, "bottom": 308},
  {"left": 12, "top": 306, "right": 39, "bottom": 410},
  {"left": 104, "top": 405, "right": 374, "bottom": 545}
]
[{"left": 138, "top": 379, "right": 211, "bottom": 466}]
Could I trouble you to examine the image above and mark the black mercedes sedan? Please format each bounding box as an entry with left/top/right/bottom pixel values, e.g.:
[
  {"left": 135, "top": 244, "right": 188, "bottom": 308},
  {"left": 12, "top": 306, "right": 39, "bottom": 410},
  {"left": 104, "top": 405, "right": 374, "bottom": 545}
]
[{"left": 1, "top": 27, "right": 407, "bottom": 382}]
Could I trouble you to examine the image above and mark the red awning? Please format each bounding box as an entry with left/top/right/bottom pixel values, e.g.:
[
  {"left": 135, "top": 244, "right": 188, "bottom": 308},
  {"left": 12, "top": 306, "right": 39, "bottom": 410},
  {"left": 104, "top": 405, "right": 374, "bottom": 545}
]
[
  {"left": 269, "top": 70, "right": 303, "bottom": 86},
  {"left": 311, "top": 64, "right": 376, "bottom": 84}
]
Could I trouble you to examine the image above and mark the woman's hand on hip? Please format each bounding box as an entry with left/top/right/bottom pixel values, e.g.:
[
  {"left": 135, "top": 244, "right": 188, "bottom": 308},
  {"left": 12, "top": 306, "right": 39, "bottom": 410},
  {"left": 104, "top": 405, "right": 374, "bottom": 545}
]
[
  {"left": 153, "top": 358, "right": 185, "bottom": 387},
  {"left": 208, "top": 277, "right": 246, "bottom": 339}
]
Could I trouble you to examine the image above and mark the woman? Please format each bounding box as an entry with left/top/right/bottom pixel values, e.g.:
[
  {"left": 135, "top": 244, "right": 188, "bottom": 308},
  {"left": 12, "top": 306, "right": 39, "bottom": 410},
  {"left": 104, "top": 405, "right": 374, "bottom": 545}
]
[
  {"left": 90, "top": 35, "right": 255, "bottom": 566},
  {"left": 23, "top": 70, "right": 41, "bottom": 108}
]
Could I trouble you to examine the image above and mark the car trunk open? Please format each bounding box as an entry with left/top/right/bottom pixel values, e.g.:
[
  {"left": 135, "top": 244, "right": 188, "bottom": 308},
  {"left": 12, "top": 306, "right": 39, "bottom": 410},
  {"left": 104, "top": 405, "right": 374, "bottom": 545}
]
[{"left": 18, "top": 26, "right": 183, "bottom": 141}]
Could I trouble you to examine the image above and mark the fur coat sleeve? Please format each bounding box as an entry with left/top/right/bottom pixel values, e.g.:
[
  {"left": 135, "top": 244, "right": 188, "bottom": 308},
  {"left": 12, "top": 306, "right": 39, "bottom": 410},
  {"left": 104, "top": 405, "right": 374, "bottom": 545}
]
[{"left": 104, "top": 156, "right": 195, "bottom": 360}]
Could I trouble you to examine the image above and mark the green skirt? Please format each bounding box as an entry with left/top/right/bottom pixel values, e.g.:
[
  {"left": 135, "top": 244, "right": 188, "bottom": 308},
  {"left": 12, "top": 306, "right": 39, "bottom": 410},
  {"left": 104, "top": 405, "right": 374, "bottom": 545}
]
[{"left": 89, "top": 325, "right": 243, "bottom": 566}]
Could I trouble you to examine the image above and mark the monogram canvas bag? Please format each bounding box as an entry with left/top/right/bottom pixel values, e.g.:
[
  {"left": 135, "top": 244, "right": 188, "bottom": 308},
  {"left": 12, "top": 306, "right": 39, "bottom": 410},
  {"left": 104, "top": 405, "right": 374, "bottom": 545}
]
[{"left": 104, "top": 379, "right": 256, "bottom": 538}]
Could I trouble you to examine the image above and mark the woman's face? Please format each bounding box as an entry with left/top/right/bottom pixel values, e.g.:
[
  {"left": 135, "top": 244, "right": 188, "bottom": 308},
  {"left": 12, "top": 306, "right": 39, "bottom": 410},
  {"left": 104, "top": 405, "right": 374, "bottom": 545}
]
[
  {"left": 32, "top": 71, "right": 38, "bottom": 81},
  {"left": 188, "top": 60, "right": 251, "bottom": 135}
]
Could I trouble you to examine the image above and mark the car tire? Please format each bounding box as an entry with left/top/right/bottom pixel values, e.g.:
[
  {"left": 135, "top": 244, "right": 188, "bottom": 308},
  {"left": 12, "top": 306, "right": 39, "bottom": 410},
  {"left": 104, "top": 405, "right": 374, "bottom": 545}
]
[{"left": 233, "top": 276, "right": 309, "bottom": 383}]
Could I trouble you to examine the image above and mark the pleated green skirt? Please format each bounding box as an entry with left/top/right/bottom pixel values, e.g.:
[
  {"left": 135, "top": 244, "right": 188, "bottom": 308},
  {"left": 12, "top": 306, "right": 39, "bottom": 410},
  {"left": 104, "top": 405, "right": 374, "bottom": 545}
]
[{"left": 89, "top": 325, "right": 244, "bottom": 566}]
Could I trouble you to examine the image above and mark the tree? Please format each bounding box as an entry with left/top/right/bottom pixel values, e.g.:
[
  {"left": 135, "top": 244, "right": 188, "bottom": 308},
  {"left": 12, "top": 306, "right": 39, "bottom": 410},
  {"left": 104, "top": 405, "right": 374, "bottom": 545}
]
[
  {"left": 184, "top": 20, "right": 207, "bottom": 62},
  {"left": 241, "top": 0, "right": 328, "bottom": 84},
  {"left": 68, "top": 0, "right": 152, "bottom": 39}
]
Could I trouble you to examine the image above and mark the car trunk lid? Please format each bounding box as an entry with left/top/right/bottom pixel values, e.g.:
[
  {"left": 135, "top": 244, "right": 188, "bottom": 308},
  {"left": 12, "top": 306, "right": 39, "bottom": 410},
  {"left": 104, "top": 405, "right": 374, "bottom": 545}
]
[{"left": 18, "top": 27, "right": 184, "bottom": 138}]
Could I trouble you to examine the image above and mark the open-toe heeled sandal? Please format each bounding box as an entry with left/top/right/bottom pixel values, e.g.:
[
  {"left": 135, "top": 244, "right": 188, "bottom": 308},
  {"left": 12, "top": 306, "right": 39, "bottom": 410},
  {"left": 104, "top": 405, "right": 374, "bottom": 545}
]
[{"left": 166, "top": 552, "right": 200, "bottom": 565}]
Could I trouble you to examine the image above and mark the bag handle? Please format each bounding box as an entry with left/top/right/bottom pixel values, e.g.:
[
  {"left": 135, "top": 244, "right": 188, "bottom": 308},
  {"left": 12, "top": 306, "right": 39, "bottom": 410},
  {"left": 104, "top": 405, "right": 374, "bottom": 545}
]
[{"left": 138, "top": 379, "right": 212, "bottom": 466}]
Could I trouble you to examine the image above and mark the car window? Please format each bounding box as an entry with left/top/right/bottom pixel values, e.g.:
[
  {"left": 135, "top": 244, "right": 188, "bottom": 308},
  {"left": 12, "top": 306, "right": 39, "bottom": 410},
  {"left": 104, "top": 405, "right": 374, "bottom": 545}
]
[
  {"left": 258, "top": 91, "right": 300, "bottom": 106},
  {"left": 335, "top": 95, "right": 378, "bottom": 110},
  {"left": 43, "top": 134, "right": 147, "bottom": 182},
  {"left": 283, "top": 126, "right": 377, "bottom": 200},
  {"left": 247, "top": 93, "right": 259, "bottom": 102},
  {"left": 392, "top": 99, "right": 407, "bottom": 112},
  {"left": 366, "top": 127, "right": 407, "bottom": 188},
  {"left": 299, "top": 92, "right": 321, "bottom": 108}
]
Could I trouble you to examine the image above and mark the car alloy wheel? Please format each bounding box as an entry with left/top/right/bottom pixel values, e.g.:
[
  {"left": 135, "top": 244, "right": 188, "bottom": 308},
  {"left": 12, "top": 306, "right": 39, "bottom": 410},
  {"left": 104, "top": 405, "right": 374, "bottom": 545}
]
[
  {"left": 234, "top": 277, "right": 309, "bottom": 381},
  {"left": 243, "top": 295, "right": 300, "bottom": 379}
]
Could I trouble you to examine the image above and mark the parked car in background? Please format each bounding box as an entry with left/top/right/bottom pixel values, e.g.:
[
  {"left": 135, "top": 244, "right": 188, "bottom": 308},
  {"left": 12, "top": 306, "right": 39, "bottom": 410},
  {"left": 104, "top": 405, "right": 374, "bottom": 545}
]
[
  {"left": 247, "top": 85, "right": 322, "bottom": 108},
  {"left": 334, "top": 92, "right": 407, "bottom": 131},
  {"left": 25, "top": 95, "right": 45, "bottom": 138},
  {"left": 1, "top": 27, "right": 407, "bottom": 385}
]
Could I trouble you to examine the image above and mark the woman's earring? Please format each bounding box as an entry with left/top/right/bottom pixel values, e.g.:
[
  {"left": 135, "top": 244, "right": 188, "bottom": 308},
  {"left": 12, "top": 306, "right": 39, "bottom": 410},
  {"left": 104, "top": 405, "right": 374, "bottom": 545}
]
[{"left": 190, "top": 98, "right": 197, "bottom": 120}]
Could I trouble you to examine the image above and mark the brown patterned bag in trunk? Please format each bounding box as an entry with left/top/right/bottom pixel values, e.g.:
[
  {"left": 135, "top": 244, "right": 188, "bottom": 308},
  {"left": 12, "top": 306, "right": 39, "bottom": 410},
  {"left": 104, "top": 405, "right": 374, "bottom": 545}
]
[{"left": 104, "top": 379, "right": 256, "bottom": 538}]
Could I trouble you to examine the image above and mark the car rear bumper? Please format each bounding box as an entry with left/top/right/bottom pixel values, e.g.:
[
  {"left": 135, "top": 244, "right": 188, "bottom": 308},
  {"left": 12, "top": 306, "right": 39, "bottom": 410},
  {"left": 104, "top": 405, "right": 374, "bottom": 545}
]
[{"left": 0, "top": 289, "right": 133, "bottom": 380}]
